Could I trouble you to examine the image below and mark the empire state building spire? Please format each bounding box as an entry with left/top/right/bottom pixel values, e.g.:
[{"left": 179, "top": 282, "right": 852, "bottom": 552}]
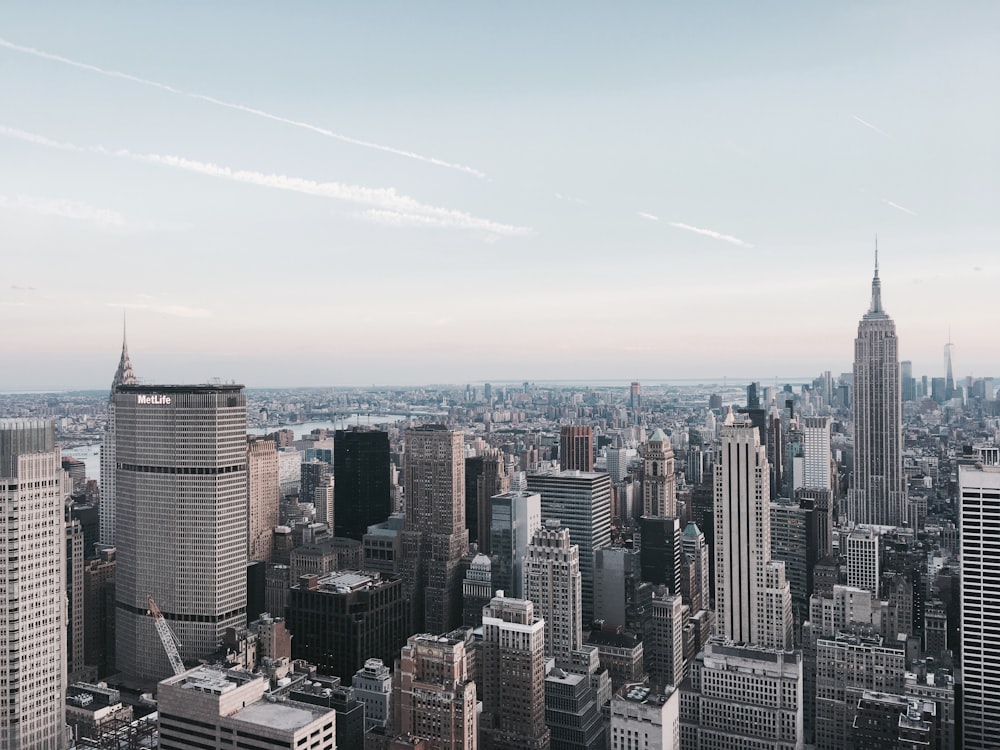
[{"left": 867, "top": 242, "right": 885, "bottom": 317}]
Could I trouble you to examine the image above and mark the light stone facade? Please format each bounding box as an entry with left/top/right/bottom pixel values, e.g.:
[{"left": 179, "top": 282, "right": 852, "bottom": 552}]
[
  {"left": 714, "top": 412, "right": 792, "bottom": 650},
  {"left": 0, "top": 419, "right": 67, "bottom": 749},
  {"left": 523, "top": 520, "right": 582, "bottom": 665}
]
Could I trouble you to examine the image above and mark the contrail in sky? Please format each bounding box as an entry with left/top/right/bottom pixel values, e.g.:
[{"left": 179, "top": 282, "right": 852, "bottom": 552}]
[
  {"left": 668, "top": 221, "right": 753, "bottom": 248},
  {"left": 636, "top": 211, "right": 660, "bottom": 221},
  {"left": 883, "top": 199, "right": 917, "bottom": 216},
  {"left": 852, "top": 114, "right": 892, "bottom": 139},
  {"left": 0, "top": 37, "right": 487, "bottom": 178},
  {"left": 0, "top": 125, "right": 526, "bottom": 235}
]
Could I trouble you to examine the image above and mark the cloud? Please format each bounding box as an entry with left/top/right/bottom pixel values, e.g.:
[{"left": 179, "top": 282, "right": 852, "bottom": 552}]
[
  {"left": 10, "top": 284, "right": 37, "bottom": 291},
  {"left": 554, "top": 193, "right": 590, "bottom": 206},
  {"left": 637, "top": 211, "right": 660, "bottom": 222},
  {"left": 883, "top": 199, "right": 917, "bottom": 216},
  {"left": 0, "top": 37, "right": 486, "bottom": 178},
  {"left": 852, "top": 115, "right": 891, "bottom": 139},
  {"left": 0, "top": 193, "right": 126, "bottom": 227},
  {"left": 105, "top": 302, "right": 212, "bottom": 319},
  {"left": 0, "top": 125, "right": 529, "bottom": 236},
  {"left": 667, "top": 221, "right": 754, "bottom": 248}
]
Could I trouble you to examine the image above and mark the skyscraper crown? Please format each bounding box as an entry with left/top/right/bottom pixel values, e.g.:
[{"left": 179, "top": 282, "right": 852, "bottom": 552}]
[
  {"left": 865, "top": 245, "right": 888, "bottom": 320},
  {"left": 111, "top": 314, "right": 137, "bottom": 393}
]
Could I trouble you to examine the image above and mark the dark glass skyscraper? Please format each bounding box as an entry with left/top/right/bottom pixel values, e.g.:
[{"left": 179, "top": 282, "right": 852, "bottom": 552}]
[{"left": 334, "top": 428, "right": 391, "bottom": 540}]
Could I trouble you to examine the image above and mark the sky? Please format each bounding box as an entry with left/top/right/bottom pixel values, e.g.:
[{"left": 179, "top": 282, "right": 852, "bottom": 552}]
[{"left": 1, "top": 2, "right": 998, "bottom": 389}]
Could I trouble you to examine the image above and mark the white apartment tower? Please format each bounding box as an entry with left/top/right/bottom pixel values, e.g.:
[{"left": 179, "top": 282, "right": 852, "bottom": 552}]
[
  {"left": 846, "top": 527, "right": 881, "bottom": 597},
  {"left": 801, "top": 416, "right": 832, "bottom": 491},
  {"left": 959, "top": 463, "right": 1000, "bottom": 749},
  {"left": 0, "top": 419, "right": 67, "bottom": 748},
  {"left": 523, "top": 519, "right": 583, "bottom": 665},
  {"left": 114, "top": 384, "right": 249, "bottom": 681},
  {"left": 99, "top": 326, "right": 136, "bottom": 545},
  {"left": 848, "top": 255, "right": 906, "bottom": 527},
  {"left": 714, "top": 410, "right": 793, "bottom": 650},
  {"left": 643, "top": 429, "right": 677, "bottom": 517}
]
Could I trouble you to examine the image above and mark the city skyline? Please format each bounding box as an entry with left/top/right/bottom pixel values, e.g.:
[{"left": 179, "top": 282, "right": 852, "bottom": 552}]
[{"left": 2, "top": 2, "right": 999, "bottom": 390}]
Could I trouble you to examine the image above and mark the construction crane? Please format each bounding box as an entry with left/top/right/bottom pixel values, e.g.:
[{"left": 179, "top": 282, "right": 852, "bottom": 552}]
[{"left": 146, "top": 594, "right": 185, "bottom": 676}]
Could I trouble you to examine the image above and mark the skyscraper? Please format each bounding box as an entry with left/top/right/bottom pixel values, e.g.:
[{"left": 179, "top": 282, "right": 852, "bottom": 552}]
[
  {"left": 944, "top": 337, "right": 956, "bottom": 400},
  {"left": 99, "top": 326, "right": 136, "bottom": 546},
  {"left": 396, "top": 632, "right": 478, "bottom": 749},
  {"left": 523, "top": 520, "right": 582, "bottom": 664},
  {"left": 559, "top": 425, "right": 593, "bottom": 472},
  {"left": 959, "top": 462, "right": 1000, "bottom": 749},
  {"left": 527, "top": 469, "right": 612, "bottom": 622},
  {"left": 488, "top": 489, "right": 541, "bottom": 599},
  {"left": 334, "top": 427, "right": 391, "bottom": 541},
  {"left": 714, "top": 410, "right": 792, "bottom": 650},
  {"left": 114, "top": 384, "right": 248, "bottom": 680},
  {"left": 801, "top": 416, "right": 831, "bottom": 492},
  {"left": 247, "top": 436, "right": 279, "bottom": 562},
  {"left": 642, "top": 429, "right": 677, "bottom": 517},
  {"left": 0, "top": 419, "right": 67, "bottom": 746},
  {"left": 848, "top": 255, "right": 906, "bottom": 528},
  {"left": 480, "top": 595, "right": 550, "bottom": 750},
  {"left": 402, "top": 425, "right": 468, "bottom": 634}
]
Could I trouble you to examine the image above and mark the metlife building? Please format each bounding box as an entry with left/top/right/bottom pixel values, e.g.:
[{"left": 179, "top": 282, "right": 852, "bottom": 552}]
[{"left": 112, "top": 384, "right": 248, "bottom": 682}]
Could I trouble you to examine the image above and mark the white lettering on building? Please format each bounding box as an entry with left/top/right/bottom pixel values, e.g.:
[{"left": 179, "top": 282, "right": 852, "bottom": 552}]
[{"left": 136, "top": 394, "right": 172, "bottom": 405}]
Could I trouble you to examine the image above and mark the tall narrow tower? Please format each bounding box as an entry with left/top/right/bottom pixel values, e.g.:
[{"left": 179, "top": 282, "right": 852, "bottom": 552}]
[
  {"left": 481, "top": 595, "right": 550, "bottom": 750},
  {"left": 848, "top": 252, "right": 906, "bottom": 528},
  {"left": 99, "top": 321, "right": 136, "bottom": 546},
  {"left": 944, "top": 334, "right": 956, "bottom": 401},
  {"left": 714, "top": 410, "right": 792, "bottom": 650},
  {"left": 523, "top": 520, "right": 583, "bottom": 664},
  {"left": 401, "top": 425, "right": 468, "bottom": 634},
  {"left": 0, "top": 419, "right": 67, "bottom": 746}
]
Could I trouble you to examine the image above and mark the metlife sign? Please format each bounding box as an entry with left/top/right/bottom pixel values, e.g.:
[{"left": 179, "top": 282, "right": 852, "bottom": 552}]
[{"left": 136, "top": 394, "right": 172, "bottom": 405}]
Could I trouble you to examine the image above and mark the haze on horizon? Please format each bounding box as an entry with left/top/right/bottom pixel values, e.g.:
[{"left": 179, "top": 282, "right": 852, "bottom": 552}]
[{"left": 2, "top": 2, "right": 998, "bottom": 391}]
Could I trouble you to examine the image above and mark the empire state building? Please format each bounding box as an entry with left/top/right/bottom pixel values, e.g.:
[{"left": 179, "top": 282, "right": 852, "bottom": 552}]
[{"left": 848, "top": 254, "right": 906, "bottom": 528}]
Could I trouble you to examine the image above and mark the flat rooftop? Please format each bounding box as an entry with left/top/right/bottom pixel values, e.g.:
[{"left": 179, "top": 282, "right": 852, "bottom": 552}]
[{"left": 233, "top": 700, "right": 329, "bottom": 732}]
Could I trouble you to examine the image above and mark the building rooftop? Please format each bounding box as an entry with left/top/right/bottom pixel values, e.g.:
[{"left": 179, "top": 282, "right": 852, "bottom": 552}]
[
  {"left": 116, "top": 383, "right": 244, "bottom": 393},
  {"left": 232, "top": 700, "right": 329, "bottom": 732}
]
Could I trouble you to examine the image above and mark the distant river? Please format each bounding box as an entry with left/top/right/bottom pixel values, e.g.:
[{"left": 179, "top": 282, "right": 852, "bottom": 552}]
[{"left": 63, "top": 413, "right": 440, "bottom": 484}]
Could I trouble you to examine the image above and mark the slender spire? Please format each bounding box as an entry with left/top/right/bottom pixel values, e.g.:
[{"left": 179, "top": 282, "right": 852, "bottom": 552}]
[
  {"left": 111, "top": 311, "right": 137, "bottom": 393},
  {"left": 868, "top": 239, "right": 884, "bottom": 314}
]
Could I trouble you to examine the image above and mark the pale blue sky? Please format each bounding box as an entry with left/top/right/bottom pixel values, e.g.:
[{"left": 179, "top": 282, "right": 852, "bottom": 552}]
[{"left": 1, "top": 2, "right": 997, "bottom": 389}]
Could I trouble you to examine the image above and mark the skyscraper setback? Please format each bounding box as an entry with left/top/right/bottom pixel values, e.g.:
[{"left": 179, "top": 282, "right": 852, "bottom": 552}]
[
  {"left": 848, "top": 256, "right": 906, "bottom": 528},
  {"left": 401, "top": 425, "right": 468, "bottom": 634},
  {"left": 114, "top": 384, "right": 249, "bottom": 680}
]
